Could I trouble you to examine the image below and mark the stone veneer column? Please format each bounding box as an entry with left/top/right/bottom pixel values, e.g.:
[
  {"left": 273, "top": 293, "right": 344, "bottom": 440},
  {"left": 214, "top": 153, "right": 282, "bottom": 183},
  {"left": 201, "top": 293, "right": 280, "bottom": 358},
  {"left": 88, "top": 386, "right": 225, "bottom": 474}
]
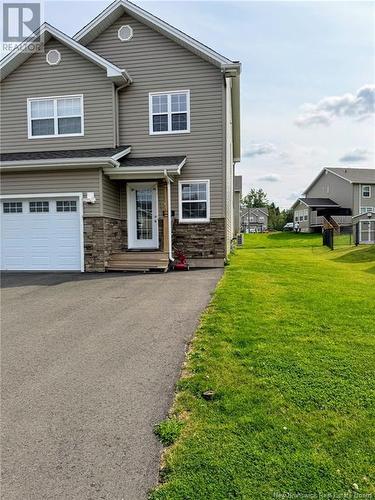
[
  {"left": 172, "top": 218, "right": 226, "bottom": 261},
  {"left": 84, "top": 217, "right": 125, "bottom": 272}
]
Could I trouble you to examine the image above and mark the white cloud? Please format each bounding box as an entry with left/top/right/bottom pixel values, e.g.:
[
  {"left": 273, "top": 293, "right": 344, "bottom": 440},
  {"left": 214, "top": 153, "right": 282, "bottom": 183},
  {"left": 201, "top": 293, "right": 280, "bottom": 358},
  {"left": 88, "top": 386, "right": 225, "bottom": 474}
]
[
  {"left": 339, "top": 148, "right": 370, "bottom": 163},
  {"left": 295, "top": 84, "right": 375, "bottom": 127},
  {"left": 243, "top": 143, "right": 276, "bottom": 158},
  {"left": 287, "top": 192, "right": 302, "bottom": 201},
  {"left": 257, "top": 173, "right": 281, "bottom": 182}
]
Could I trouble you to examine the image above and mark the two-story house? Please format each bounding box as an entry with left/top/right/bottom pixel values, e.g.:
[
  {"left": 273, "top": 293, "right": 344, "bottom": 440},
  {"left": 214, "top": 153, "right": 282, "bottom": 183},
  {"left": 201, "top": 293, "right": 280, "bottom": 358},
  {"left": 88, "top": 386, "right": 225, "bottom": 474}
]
[
  {"left": 0, "top": 0, "right": 241, "bottom": 272},
  {"left": 241, "top": 207, "right": 269, "bottom": 233},
  {"left": 292, "top": 167, "right": 375, "bottom": 243}
]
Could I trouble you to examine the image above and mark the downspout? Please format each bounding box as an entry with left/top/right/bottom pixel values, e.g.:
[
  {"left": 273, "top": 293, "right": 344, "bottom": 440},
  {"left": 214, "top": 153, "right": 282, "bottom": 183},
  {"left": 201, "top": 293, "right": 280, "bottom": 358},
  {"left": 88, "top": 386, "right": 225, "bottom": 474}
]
[
  {"left": 164, "top": 169, "right": 174, "bottom": 262},
  {"left": 114, "top": 79, "right": 131, "bottom": 147}
]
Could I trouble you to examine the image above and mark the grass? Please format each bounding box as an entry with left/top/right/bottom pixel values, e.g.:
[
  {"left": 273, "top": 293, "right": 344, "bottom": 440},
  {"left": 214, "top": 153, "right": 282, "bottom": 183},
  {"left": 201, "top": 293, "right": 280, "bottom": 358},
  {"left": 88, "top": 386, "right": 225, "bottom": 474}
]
[{"left": 150, "top": 233, "right": 375, "bottom": 499}]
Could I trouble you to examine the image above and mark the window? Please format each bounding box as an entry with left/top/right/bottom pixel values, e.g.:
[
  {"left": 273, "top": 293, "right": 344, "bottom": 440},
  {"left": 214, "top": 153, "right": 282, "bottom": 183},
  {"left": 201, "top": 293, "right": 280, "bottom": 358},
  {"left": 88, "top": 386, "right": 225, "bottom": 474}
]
[
  {"left": 149, "top": 91, "right": 190, "bottom": 134},
  {"left": 360, "top": 207, "right": 374, "bottom": 214},
  {"left": 29, "top": 201, "right": 49, "bottom": 213},
  {"left": 179, "top": 180, "right": 210, "bottom": 223},
  {"left": 28, "top": 95, "right": 83, "bottom": 138},
  {"left": 250, "top": 216, "right": 254, "bottom": 222},
  {"left": 259, "top": 216, "right": 265, "bottom": 222},
  {"left": 3, "top": 202, "right": 22, "bottom": 213},
  {"left": 56, "top": 200, "right": 77, "bottom": 212},
  {"left": 362, "top": 185, "right": 371, "bottom": 198}
]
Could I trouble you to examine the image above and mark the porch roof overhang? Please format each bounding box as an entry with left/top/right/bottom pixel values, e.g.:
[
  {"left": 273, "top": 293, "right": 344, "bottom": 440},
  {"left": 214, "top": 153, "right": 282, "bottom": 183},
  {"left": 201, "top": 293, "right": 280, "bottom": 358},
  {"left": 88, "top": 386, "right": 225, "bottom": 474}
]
[
  {"left": 103, "top": 156, "right": 186, "bottom": 180},
  {"left": 0, "top": 146, "right": 131, "bottom": 171}
]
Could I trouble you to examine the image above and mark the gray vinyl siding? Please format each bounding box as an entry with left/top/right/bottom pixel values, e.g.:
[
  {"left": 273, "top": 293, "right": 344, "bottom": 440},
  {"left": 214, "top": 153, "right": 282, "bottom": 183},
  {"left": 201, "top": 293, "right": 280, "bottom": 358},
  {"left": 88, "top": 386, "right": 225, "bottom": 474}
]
[
  {"left": 88, "top": 14, "right": 225, "bottom": 218},
  {"left": 293, "top": 202, "right": 310, "bottom": 232},
  {"left": 1, "top": 39, "right": 115, "bottom": 153},
  {"left": 101, "top": 173, "right": 121, "bottom": 218},
  {"left": 307, "top": 172, "right": 352, "bottom": 210},
  {"left": 0, "top": 169, "right": 101, "bottom": 216},
  {"left": 353, "top": 183, "right": 375, "bottom": 215}
]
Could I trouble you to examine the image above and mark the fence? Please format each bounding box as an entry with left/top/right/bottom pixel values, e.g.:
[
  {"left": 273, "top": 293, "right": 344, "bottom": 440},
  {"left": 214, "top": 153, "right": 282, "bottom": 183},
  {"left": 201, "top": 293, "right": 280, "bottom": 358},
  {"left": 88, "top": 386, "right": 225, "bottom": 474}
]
[{"left": 323, "top": 228, "right": 353, "bottom": 250}]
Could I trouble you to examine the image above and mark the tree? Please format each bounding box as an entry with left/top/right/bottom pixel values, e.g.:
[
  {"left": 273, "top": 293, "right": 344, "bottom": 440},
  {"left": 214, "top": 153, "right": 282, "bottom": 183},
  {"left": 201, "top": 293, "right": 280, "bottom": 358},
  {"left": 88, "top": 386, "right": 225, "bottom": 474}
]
[
  {"left": 241, "top": 188, "right": 269, "bottom": 208},
  {"left": 242, "top": 188, "right": 293, "bottom": 231}
]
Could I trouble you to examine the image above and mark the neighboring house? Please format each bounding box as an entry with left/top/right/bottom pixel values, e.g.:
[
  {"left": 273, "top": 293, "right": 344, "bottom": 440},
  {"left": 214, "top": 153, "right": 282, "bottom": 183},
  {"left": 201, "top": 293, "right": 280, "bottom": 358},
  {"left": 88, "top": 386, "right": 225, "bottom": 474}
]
[
  {"left": 292, "top": 167, "right": 375, "bottom": 243},
  {"left": 0, "top": 0, "right": 241, "bottom": 272},
  {"left": 233, "top": 175, "right": 242, "bottom": 235},
  {"left": 241, "top": 207, "right": 269, "bottom": 232}
]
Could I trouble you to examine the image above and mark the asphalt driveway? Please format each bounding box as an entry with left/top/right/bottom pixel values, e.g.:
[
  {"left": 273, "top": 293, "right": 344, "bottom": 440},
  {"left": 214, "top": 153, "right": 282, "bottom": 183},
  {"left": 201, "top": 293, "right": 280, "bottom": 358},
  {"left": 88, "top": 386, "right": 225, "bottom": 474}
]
[{"left": 1, "top": 269, "right": 222, "bottom": 500}]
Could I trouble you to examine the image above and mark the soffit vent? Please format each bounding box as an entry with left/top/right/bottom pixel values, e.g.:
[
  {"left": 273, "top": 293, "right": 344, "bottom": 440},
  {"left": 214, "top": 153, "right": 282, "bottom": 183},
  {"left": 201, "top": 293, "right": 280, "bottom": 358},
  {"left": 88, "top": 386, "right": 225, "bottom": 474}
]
[
  {"left": 46, "top": 49, "right": 61, "bottom": 66},
  {"left": 118, "top": 25, "right": 133, "bottom": 42}
]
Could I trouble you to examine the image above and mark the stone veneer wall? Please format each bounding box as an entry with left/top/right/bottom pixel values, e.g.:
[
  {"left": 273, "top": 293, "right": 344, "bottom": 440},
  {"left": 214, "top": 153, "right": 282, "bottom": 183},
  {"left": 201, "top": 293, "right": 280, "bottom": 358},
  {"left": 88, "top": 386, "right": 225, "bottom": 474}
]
[
  {"left": 84, "top": 217, "right": 125, "bottom": 272},
  {"left": 172, "top": 218, "right": 226, "bottom": 260}
]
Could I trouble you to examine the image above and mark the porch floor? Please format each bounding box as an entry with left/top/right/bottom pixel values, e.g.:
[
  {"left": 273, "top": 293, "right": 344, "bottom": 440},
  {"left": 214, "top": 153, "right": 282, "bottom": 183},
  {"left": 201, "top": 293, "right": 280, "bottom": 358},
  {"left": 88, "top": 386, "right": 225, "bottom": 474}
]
[{"left": 106, "top": 251, "right": 169, "bottom": 272}]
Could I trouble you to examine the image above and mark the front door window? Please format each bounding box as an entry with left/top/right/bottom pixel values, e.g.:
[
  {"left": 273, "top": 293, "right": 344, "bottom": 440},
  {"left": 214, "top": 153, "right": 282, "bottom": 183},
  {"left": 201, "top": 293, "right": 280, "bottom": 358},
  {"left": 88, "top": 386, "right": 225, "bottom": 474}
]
[
  {"left": 127, "top": 183, "right": 158, "bottom": 249},
  {"left": 136, "top": 188, "right": 153, "bottom": 241}
]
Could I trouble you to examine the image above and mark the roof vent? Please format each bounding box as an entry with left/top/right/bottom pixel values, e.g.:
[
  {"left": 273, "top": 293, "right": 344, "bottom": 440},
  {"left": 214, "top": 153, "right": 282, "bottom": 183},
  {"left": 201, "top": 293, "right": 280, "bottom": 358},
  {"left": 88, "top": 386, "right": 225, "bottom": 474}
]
[
  {"left": 118, "top": 25, "right": 133, "bottom": 42},
  {"left": 46, "top": 49, "right": 61, "bottom": 66}
]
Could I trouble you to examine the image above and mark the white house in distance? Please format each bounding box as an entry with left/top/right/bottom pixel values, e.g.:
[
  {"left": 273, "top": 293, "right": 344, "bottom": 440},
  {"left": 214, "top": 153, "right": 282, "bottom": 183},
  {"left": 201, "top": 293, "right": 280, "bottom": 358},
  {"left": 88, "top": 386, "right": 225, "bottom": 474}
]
[{"left": 292, "top": 167, "right": 375, "bottom": 243}]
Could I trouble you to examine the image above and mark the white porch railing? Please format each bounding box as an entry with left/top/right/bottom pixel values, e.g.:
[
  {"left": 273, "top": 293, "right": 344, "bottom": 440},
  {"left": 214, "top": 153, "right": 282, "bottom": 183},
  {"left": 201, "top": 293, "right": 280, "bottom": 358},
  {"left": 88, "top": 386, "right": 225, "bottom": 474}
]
[
  {"left": 331, "top": 215, "right": 352, "bottom": 226},
  {"left": 311, "top": 214, "right": 324, "bottom": 226}
]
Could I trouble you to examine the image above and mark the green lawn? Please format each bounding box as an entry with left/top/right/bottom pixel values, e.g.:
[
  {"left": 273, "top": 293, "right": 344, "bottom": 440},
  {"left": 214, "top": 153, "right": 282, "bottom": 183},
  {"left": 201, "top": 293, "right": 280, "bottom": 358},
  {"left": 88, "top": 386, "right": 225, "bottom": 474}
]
[{"left": 151, "top": 233, "right": 375, "bottom": 499}]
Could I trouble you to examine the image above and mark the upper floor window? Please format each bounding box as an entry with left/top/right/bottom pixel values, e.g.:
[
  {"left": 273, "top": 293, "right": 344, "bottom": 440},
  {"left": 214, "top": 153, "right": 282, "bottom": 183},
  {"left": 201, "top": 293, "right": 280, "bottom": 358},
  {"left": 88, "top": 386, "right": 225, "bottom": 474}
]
[
  {"left": 362, "top": 185, "right": 371, "bottom": 198},
  {"left": 360, "top": 207, "right": 374, "bottom": 214},
  {"left": 27, "top": 95, "right": 83, "bottom": 139},
  {"left": 149, "top": 90, "right": 190, "bottom": 135}
]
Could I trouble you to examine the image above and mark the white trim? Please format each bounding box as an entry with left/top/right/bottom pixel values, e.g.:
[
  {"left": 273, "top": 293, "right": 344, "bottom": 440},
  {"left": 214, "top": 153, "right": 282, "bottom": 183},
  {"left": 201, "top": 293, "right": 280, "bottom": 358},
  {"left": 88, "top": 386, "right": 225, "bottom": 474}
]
[
  {"left": 0, "top": 192, "right": 84, "bottom": 272},
  {"left": 126, "top": 182, "right": 159, "bottom": 249},
  {"left": 46, "top": 49, "right": 61, "bottom": 66},
  {"left": 178, "top": 179, "right": 210, "bottom": 223},
  {"left": 118, "top": 24, "right": 133, "bottom": 41},
  {"left": 359, "top": 219, "right": 375, "bottom": 244},
  {"left": 149, "top": 90, "right": 190, "bottom": 135},
  {"left": 74, "top": 0, "right": 238, "bottom": 71},
  {"left": 361, "top": 185, "right": 372, "bottom": 198},
  {"left": 27, "top": 95, "right": 84, "bottom": 139},
  {"left": 0, "top": 23, "right": 130, "bottom": 84},
  {"left": 325, "top": 168, "right": 353, "bottom": 184}
]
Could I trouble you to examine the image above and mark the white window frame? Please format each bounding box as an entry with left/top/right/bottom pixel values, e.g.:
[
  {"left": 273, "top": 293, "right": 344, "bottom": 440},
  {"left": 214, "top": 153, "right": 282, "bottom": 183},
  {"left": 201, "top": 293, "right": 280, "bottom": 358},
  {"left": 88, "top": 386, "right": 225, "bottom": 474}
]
[
  {"left": 178, "top": 179, "right": 210, "bottom": 223},
  {"left": 149, "top": 90, "right": 190, "bottom": 135},
  {"left": 362, "top": 185, "right": 371, "bottom": 198},
  {"left": 27, "top": 95, "right": 84, "bottom": 139},
  {"left": 360, "top": 206, "right": 374, "bottom": 214}
]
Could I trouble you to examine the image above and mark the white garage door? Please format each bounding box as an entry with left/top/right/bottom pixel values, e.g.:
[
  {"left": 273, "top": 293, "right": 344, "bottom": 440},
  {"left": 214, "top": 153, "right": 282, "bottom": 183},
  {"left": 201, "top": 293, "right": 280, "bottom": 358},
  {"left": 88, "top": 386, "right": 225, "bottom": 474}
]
[{"left": 1, "top": 196, "right": 82, "bottom": 271}]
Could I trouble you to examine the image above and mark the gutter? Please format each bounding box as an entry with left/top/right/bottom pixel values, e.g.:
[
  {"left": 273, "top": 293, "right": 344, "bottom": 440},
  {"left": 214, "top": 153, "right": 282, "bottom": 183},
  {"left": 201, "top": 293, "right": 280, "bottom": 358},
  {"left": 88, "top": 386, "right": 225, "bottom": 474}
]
[{"left": 0, "top": 157, "right": 121, "bottom": 171}]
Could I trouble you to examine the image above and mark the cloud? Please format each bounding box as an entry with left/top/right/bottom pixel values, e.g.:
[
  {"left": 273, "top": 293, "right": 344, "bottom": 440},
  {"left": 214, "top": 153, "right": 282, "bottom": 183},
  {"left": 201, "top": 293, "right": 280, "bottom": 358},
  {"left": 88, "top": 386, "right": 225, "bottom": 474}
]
[
  {"left": 243, "top": 143, "right": 276, "bottom": 158},
  {"left": 287, "top": 192, "right": 302, "bottom": 201},
  {"left": 295, "top": 84, "right": 375, "bottom": 127},
  {"left": 339, "top": 148, "right": 370, "bottom": 163},
  {"left": 257, "top": 173, "right": 281, "bottom": 182}
]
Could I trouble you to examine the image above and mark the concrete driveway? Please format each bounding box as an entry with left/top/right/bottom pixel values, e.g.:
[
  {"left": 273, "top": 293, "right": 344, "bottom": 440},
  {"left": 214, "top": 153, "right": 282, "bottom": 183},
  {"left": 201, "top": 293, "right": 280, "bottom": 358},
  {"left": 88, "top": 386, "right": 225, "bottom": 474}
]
[{"left": 1, "top": 269, "right": 222, "bottom": 500}]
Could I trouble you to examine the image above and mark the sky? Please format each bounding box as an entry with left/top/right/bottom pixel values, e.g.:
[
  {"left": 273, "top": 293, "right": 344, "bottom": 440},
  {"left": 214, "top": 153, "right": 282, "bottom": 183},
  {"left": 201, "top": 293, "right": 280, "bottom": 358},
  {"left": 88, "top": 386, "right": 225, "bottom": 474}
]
[{"left": 2, "top": 0, "right": 375, "bottom": 208}]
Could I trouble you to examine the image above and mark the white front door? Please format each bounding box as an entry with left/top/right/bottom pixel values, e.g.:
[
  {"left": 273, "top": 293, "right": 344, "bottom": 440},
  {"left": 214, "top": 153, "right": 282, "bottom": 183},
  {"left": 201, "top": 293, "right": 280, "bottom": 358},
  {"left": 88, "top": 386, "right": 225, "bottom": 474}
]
[
  {"left": 360, "top": 220, "right": 375, "bottom": 244},
  {"left": 127, "top": 183, "right": 159, "bottom": 249}
]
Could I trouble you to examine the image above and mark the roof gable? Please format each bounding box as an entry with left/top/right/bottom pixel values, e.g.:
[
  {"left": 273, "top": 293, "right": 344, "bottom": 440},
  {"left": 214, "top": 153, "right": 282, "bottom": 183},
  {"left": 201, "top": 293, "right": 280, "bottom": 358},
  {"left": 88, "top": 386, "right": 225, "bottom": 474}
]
[
  {"left": 74, "top": 0, "right": 240, "bottom": 73},
  {"left": 0, "top": 23, "right": 131, "bottom": 84}
]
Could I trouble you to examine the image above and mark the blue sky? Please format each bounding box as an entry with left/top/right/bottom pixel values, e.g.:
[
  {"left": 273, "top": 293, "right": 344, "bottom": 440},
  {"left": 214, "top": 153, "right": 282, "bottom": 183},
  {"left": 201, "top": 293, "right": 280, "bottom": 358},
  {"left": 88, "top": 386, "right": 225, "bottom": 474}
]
[{"left": 3, "top": 0, "right": 375, "bottom": 207}]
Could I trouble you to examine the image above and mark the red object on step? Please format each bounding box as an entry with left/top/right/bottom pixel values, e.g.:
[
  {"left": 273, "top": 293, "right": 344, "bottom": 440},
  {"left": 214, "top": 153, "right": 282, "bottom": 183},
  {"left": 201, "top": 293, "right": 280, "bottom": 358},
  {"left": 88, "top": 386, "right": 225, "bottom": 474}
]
[{"left": 173, "top": 248, "right": 189, "bottom": 271}]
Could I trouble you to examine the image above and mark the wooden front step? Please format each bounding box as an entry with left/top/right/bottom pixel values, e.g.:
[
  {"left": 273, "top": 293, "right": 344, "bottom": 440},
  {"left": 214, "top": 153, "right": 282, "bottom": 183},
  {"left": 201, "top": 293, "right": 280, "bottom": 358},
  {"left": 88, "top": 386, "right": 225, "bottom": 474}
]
[{"left": 106, "top": 251, "right": 169, "bottom": 272}]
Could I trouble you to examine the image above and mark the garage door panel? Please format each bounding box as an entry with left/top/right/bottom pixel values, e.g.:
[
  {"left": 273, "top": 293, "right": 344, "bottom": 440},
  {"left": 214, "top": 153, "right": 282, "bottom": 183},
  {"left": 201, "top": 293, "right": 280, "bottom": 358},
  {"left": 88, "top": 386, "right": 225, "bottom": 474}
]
[{"left": 1, "top": 197, "right": 82, "bottom": 271}]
